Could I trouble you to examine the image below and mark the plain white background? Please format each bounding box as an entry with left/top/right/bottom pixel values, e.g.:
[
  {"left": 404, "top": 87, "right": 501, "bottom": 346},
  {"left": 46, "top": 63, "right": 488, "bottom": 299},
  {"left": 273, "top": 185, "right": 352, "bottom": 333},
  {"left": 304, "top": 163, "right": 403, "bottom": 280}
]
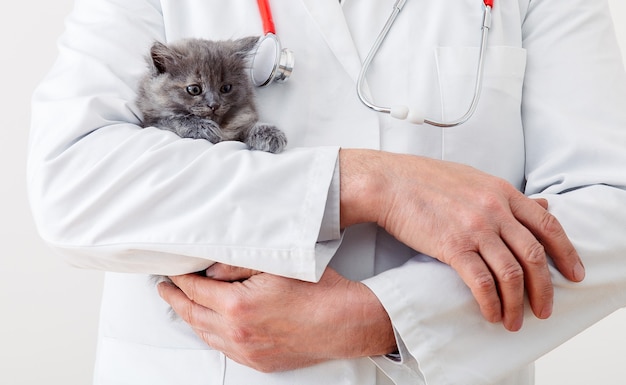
[{"left": 1, "top": 1, "right": 624, "bottom": 384}]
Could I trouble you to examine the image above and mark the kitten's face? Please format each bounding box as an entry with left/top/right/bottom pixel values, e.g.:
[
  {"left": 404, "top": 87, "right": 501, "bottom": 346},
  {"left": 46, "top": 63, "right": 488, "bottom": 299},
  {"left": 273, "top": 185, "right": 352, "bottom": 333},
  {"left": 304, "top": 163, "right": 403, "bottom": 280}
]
[{"left": 143, "top": 38, "right": 259, "bottom": 125}]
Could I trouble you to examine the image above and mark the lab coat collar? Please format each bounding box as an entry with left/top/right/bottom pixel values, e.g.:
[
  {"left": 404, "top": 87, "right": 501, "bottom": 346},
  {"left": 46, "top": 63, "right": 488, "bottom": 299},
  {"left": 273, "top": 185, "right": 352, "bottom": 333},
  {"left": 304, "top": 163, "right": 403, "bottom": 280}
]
[{"left": 300, "top": 0, "right": 363, "bottom": 83}]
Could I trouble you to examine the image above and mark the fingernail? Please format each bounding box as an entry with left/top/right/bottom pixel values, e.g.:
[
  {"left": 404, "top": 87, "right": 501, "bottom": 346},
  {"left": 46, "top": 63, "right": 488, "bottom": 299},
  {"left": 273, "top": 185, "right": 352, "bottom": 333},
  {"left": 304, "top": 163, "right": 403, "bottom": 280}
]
[
  {"left": 156, "top": 280, "right": 173, "bottom": 294},
  {"left": 573, "top": 262, "right": 586, "bottom": 282},
  {"left": 540, "top": 302, "right": 553, "bottom": 319},
  {"left": 204, "top": 265, "right": 216, "bottom": 278},
  {"left": 506, "top": 317, "right": 523, "bottom": 332}
]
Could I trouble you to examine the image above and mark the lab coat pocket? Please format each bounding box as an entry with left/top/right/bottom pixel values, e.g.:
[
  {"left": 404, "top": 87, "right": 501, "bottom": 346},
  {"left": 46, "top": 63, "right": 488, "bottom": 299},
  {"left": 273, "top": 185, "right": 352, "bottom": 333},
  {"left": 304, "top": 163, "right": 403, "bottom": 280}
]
[
  {"left": 435, "top": 46, "right": 527, "bottom": 123},
  {"left": 94, "top": 336, "right": 225, "bottom": 385},
  {"left": 436, "top": 46, "right": 528, "bottom": 184}
]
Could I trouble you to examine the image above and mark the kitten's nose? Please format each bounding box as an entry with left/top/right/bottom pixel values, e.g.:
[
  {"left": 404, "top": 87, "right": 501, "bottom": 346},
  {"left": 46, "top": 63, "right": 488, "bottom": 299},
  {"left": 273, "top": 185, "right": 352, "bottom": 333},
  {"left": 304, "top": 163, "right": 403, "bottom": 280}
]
[{"left": 207, "top": 103, "right": 220, "bottom": 111}]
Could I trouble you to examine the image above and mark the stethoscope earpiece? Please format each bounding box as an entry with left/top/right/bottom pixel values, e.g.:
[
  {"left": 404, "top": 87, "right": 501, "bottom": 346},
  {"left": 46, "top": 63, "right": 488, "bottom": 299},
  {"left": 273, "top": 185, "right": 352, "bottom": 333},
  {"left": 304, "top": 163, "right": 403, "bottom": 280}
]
[{"left": 251, "top": 33, "right": 294, "bottom": 87}]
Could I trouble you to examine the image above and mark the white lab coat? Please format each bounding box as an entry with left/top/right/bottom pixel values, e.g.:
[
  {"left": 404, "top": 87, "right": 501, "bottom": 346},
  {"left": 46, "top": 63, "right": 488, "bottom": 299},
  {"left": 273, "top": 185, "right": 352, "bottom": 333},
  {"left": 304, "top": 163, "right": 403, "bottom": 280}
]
[{"left": 27, "top": 0, "right": 626, "bottom": 384}]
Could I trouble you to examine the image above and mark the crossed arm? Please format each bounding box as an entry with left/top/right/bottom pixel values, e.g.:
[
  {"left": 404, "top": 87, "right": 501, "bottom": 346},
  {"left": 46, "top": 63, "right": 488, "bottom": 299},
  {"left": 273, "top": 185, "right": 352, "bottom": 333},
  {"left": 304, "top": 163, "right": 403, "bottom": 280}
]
[{"left": 158, "top": 148, "right": 584, "bottom": 372}]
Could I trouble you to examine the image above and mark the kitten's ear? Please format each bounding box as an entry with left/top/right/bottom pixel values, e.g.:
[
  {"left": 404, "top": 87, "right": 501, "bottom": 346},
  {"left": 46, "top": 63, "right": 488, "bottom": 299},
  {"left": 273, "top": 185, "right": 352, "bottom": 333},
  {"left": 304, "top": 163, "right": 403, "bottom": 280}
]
[
  {"left": 233, "top": 36, "right": 261, "bottom": 58},
  {"left": 148, "top": 41, "right": 177, "bottom": 75}
]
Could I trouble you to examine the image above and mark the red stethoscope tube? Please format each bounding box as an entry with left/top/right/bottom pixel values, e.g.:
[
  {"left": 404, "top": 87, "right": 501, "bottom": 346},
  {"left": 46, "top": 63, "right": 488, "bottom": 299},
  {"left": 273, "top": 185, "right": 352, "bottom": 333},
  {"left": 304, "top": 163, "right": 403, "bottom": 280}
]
[
  {"left": 257, "top": 0, "right": 276, "bottom": 35},
  {"left": 257, "top": 0, "right": 492, "bottom": 34}
]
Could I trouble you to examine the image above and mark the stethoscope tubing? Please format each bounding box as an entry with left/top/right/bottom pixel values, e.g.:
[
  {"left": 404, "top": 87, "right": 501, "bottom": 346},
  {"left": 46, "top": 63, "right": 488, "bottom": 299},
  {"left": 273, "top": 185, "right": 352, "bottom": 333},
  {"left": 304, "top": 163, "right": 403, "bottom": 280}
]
[
  {"left": 356, "top": 0, "right": 406, "bottom": 115},
  {"left": 357, "top": 1, "right": 493, "bottom": 127},
  {"left": 257, "top": 0, "right": 276, "bottom": 34}
]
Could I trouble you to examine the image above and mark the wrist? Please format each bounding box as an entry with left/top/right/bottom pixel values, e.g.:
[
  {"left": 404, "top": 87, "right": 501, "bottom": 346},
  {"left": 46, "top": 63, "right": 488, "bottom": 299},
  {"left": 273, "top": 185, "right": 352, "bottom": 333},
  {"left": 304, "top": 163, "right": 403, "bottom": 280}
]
[
  {"left": 338, "top": 148, "right": 387, "bottom": 228},
  {"left": 342, "top": 281, "right": 397, "bottom": 358},
  {"left": 321, "top": 275, "right": 397, "bottom": 359}
]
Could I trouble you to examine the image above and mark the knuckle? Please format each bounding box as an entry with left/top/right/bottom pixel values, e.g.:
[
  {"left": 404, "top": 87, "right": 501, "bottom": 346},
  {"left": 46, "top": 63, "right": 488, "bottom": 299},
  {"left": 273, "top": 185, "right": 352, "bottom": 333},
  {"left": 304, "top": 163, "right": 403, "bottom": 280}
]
[
  {"left": 477, "top": 179, "right": 513, "bottom": 210},
  {"left": 473, "top": 272, "right": 497, "bottom": 294},
  {"left": 246, "top": 352, "right": 271, "bottom": 372},
  {"left": 179, "top": 302, "right": 196, "bottom": 325},
  {"left": 227, "top": 325, "right": 251, "bottom": 345},
  {"left": 493, "top": 176, "right": 513, "bottom": 191},
  {"left": 524, "top": 242, "right": 547, "bottom": 267},
  {"left": 223, "top": 296, "right": 250, "bottom": 319},
  {"left": 457, "top": 204, "right": 491, "bottom": 231},
  {"left": 480, "top": 296, "right": 502, "bottom": 317},
  {"left": 224, "top": 264, "right": 240, "bottom": 276},
  {"left": 471, "top": 274, "right": 502, "bottom": 321},
  {"left": 255, "top": 362, "right": 279, "bottom": 374},
  {"left": 231, "top": 341, "right": 278, "bottom": 373},
  {"left": 245, "top": 357, "right": 273, "bottom": 373},
  {"left": 465, "top": 215, "right": 489, "bottom": 233},
  {"left": 183, "top": 280, "right": 199, "bottom": 303},
  {"left": 539, "top": 211, "right": 562, "bottom": 236},
  {"left": 477, "top": 192, "right": 503, "bottom": 212},
  {"left": 439, "top": 232, "right": 481, "bottom": 263},
  {"left": 443, "top": 249, "right": 473, "bottom": 272},
  {"left": 499, "top": 264, "right": 524, "bottom": 284}
]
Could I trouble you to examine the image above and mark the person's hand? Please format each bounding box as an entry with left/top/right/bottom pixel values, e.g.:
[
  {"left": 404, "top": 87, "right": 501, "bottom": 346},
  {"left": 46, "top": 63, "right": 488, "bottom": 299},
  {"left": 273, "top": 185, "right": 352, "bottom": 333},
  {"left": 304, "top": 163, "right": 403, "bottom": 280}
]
[
  {"left": 157, "top": 267, "right": 396, "bottom": 373},
  {"left": 339, "top": 149, "right": 585, "bottom": 331}
]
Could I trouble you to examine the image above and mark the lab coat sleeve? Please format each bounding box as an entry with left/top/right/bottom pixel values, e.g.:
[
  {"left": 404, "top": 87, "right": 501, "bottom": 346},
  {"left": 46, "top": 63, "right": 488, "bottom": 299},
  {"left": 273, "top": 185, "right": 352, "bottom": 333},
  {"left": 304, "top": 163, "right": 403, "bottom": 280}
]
[
  {"left": 26, "top": 0, "right": 341, "bottom": 282},
  {"left": 363, "top": 1, "right": 626, "bottom": 384}
]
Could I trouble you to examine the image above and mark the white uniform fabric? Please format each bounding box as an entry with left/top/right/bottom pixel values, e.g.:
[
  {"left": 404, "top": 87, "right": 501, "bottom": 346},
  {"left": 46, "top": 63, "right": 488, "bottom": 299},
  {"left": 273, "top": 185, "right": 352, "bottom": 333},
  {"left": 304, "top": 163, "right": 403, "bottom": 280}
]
[{"left": 27, "top": 0, "right": 626, "bottom": 384}]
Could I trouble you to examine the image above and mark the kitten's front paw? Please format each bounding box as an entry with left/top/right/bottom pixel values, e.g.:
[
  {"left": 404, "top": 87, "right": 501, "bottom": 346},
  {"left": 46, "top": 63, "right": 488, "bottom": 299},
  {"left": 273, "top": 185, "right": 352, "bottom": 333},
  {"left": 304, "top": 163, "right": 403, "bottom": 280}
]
[
  {"left": 196, "top": 120, "right": 223, "bottom": 143},
  {"left": 246, "top": 124, "right": 287, "bottom": 154},
  {"left": 177, "top": 118, "right": 223, "bottom": 143}
]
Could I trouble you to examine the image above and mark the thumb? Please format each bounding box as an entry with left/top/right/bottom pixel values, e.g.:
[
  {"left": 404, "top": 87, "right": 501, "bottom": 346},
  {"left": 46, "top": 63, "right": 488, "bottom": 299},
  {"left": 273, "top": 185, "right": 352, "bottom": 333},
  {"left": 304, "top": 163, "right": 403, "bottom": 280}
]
[{"left": 205, "top": 263, "right": 262, "bottom": 282}]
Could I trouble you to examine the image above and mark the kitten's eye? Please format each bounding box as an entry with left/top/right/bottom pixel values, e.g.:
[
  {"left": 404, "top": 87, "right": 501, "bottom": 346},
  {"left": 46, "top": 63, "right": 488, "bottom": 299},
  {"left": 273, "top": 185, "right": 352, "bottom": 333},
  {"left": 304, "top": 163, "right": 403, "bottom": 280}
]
[
  {"left": 220, "top": 84, "right": 232, "bottom": 94},
  {"left": 186, "top": 84, "right": 202, "bottom": 96}
]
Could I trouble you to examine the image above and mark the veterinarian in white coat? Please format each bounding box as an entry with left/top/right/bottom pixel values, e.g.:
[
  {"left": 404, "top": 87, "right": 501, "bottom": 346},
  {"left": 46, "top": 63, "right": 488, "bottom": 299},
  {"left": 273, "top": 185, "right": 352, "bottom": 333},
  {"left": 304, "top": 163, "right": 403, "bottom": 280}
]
[{"left": 28, "top": 0, "right": 626, "bottom": 384}]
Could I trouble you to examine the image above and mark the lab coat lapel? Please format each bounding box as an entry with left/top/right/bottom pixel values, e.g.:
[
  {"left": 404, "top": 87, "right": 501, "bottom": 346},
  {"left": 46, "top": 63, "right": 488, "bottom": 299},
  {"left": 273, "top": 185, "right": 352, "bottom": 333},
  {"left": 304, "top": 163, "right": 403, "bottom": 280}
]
[{"left": 299, "top": 0, "right": 363, "bottom": 83}]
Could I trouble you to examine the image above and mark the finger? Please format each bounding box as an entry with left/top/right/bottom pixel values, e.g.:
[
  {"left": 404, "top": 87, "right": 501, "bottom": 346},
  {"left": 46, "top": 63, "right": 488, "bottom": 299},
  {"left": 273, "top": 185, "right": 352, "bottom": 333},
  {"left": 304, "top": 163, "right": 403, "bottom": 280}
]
[
  {"left": 205, "top": 263, "right": 261, "bottom": 281},
  {"left": 157, "top": 281, "right": 215, "bottom": 325},
  {"left": 169, "top": 273, "right": 232, "bottom": 313},
  {"left": 511, "top": 196, "right": 585, "bottom": 282},
  {"left": 448, "top": 251, "right": 503, "bottom": 324},
  {"left": 533, "top": 198, "right": 548, "bottom": 210},
  {"left": 500, "top": 220, "right": 553, "bottom": 320},
  {"left": 157, "top": 282, "right": 227, "bottom": 348},
  {"left": 477, "top": 237, "right": 526, "bottom": 331}
]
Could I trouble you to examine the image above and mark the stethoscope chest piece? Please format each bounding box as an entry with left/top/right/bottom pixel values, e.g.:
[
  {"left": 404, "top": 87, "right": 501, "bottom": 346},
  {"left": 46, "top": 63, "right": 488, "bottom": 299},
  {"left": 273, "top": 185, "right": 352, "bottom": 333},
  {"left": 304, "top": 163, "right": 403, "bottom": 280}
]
[{"left": 251, "top": 33, "right": 294, "bottom": 87}]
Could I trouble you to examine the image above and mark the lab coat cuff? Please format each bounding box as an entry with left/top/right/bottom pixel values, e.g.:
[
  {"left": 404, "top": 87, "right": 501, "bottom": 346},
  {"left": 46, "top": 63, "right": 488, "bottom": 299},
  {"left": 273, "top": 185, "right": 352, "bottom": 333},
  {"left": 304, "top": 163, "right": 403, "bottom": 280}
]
[
  {"left": 363, "top": 276, "right": 427, "bottom": 384},
  {"left": 369, "top": 328, "right": 426, "bottom": 384},
  {"left": 317, "top": 158, "right": 341, "bottom": 242}
]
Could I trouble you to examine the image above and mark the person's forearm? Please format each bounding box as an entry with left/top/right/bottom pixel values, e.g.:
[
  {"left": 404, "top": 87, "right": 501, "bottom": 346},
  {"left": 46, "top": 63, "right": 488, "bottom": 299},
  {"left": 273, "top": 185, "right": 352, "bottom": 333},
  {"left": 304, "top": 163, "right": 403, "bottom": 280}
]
[{"left": 338, "top": 147, "right": 583, "bottom": 331}]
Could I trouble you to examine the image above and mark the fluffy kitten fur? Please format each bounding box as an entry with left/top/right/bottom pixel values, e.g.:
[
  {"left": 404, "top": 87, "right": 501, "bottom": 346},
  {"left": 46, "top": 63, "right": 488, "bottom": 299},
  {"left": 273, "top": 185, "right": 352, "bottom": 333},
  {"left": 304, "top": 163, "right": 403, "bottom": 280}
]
[{"left": 136, "top": 37, "right": 287, "bottom": 153}]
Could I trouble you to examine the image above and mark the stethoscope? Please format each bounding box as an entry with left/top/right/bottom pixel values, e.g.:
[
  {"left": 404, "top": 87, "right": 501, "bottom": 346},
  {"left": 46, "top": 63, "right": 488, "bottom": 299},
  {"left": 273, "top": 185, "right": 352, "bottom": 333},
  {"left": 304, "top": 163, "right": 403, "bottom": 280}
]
[
  {"left": 250, "top": 0, "right": 494, "bottom": 127},
  {"left": 250, "top": 0, "right": 294, "bottom": 87}
]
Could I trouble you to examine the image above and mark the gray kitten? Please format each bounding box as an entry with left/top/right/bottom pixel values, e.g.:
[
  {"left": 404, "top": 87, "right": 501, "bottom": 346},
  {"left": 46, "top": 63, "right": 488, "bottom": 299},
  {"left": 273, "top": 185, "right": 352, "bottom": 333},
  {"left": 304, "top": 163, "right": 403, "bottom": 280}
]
[{"left": 136, "top": 37, "right": 287, "bottom": 153}]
